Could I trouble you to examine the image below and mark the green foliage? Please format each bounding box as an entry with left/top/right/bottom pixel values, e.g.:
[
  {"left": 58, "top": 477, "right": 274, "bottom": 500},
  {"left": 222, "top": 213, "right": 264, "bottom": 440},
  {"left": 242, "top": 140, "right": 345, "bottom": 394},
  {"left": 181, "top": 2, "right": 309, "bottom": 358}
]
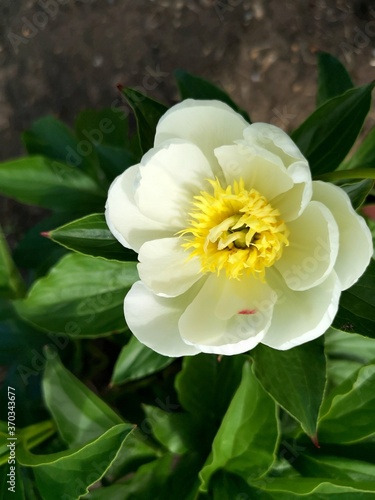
[
  {"left": 175, "top": 69, "right": 251, "bottom": 122},
  {"left": 49, "top": 213, "right": 137, "bottom": 262},
  {"left": 252, "top": 338, "right": 326, "bottom": 439},
  {"left": 316, "top": 52, "right": 353, "bottom": 107},
  {"left": 0, "top": 56, "right": 374, "bottom": 498}
]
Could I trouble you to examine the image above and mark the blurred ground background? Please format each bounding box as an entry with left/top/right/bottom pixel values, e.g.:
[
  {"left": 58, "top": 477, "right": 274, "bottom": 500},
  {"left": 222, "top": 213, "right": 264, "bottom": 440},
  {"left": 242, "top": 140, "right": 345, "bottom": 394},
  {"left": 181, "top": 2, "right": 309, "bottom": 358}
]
[{"left": 1, "top": 0, "right": 375, "bottom": 244}]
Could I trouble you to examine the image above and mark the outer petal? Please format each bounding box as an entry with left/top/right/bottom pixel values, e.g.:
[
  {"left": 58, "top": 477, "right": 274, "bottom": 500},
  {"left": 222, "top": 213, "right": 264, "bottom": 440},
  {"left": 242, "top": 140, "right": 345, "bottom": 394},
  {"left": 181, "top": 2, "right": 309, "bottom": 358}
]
[
  {"left": 154, "top": 99, "right": 248, "bottom": 179},
  {"left": 105, "top": 166, "right": 172, "bottom": 252},
  {"left": 135, "top": 140, "right": 214, "bottom": 230},
  {"left": 243, "top": 122, "right": 306, "bottom": 167},
  {"left": 270, "top": 161, "right": 312, "bottom": 221},
  {"left": 275, "top": 201, "right": 339, "bottom": 291},
  {"left": 262, "top": 270, "right": 341, "bottom": 350},
  {"left": 215, "top": 142, "right": 293, "bottom": 200},
  {"left": 312, "top": 181, "right": 373, "bottom": 290},
  {"left": 179, "top": 273, "right": 277, "bottom": 355},
  {"left": 124, "top": 281, "right": 202, "bottom": 357},
  {"left": 138, "top": 237, "right": 202, "bottom": 297}
]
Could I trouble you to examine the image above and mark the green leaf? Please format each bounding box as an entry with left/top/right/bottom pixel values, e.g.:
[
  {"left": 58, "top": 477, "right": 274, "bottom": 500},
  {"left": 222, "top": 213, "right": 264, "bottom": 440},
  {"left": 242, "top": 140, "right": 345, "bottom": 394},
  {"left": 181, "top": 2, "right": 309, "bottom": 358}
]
[
  {"left": 341, "top": 127, "right": 375, "bottom": 170},
  {"left": 120, "top": 87, "right": 168, "bottom": 154},
  {"left": 175, "top": 70, "right": 251, "bottom": 122},
  {"left": 0, "top": 156, "right": 105, "bottom": 213},
  {"left": 0, "top": 462, "right": 26, "bottom": 499},
  {"left": 18, "top": 424, "right": 133, "bottom": 500},
  {"left": 316, "top": 52, "right": 353, "bottom": 107},
  {"left": 13, "top": 213, "right": 69, "bottom": 274},
  {"left": 252, "top": 338, "right": 326, "bottom": 439},
  {"left": 199, "top": 362, "right": 278, "bottom": 491},
  {"left": 49, "top": 213, "right": 137, "bottom": 262},
  {"left": 325, "top": 328, "right": 375, "bottom": 387},
  {"left": 339, "top": 179, "right": 374, "bottom": 210},
  {"left": 175, "top": 354, "right": 245, "bottom": 424},
  {"left": 43, "top": 349, "right": 124, "bottom": 447},
  {"left": 111, "top": 336, "right": 173, "bottom": 385},
  {"left": 291, "top": 83, "right": 375, "bottom": 176},
  {"left": 75, "top": 108, "right": 138, "bottom": 181},
  {"left": 209, "top": 470, "right": 256, "bottom": 500},
  {"left": 333, "top": 259, "right": 375, "bottom": 339},
  {"left": 15, "top": 253, "right": 138, "bottom": 337},
  {"left": 143, "top": 405, "right": 199, "bottom": 454},
  {"left": 22, "top": 116, "right": 98, "bottom": 177},
  {"left": 293, "top": 453, "right": 375, "bottom": 482},
  {"left": 318, "top": 361, "right": 375, "bottom": 444},
  {"left": 250, "top": 477, "right": 375, "bottom": 498},
  {"left": 0, "top": 227, "right": 25, "bottom": 299}
]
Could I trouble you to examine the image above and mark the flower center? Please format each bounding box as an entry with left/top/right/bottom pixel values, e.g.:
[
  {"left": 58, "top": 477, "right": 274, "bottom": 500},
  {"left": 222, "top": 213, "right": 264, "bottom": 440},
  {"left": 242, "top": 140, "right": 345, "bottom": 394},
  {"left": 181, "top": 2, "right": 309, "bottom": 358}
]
[{"left": 180, "top": 178, "right": 289, "bottom": 279}]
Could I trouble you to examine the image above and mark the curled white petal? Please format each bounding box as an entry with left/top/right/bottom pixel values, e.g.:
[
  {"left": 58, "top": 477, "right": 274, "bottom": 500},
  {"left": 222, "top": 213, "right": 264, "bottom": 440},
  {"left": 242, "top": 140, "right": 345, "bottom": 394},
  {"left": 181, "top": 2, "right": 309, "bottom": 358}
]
[
  {"left": 262, "top": 270, "right": 341, "bottom": 350},
  {"left": 138, "top": 237, "right": 202, "bottom": 297},
  {"left": 105, "top": 165, "right": 171, "bottom": 252},
  {"left": 124, "top": 281, "right": 202, "bottom": 357},
  {"left": 312, "top": 181, "right": 373, "bottom": 290},
  {"left": 276, "top": 201, "right": 339, "bottom": 291},
  {"left": 179, "top": 274, "right": 277, "bottom": 355},
  {"left": 136, "top": 140, "right": 214, "bottom": 230},
  {"left": 155, "top": 99, "right": 248, "bottom": 179}
]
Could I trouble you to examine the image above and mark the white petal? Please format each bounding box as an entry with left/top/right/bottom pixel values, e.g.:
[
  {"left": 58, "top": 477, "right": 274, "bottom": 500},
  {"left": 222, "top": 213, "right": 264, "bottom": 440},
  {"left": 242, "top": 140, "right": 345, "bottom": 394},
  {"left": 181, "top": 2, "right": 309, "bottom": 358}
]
[
  {"left": 138, "top": 237, "right": 202, "bottom": 297},
  {"left": 270, "top": 161, "right": 312, "bottom": 221},
  {"left": 276, "top": 201, "right": 339, "bottom": 291},
  {"left": 124, "top": 281, "right": 202, "bottom": 357},
  {"left": 215, "top": 143, "right": 293, "bottom": 200},
  {"left": 312, "top": 181, "right": 373, "bottom": 290},
  {"left": 155, "top": 99, "right": 248, "bottom": 179},
  {"left": 262, "top": 270, "right": 341, "bottom": 350},
  {"left": 243, "top": 122, "right": 306, "bottom": 167},
  {"left": 105, "top": 166, "right": 172, "bottom": 252},
  {"left": 179, "top": 274, "right": 277, "bottom": 355},
  {"left": 136, "top": 140, "right": 214, "bottom": 230}
]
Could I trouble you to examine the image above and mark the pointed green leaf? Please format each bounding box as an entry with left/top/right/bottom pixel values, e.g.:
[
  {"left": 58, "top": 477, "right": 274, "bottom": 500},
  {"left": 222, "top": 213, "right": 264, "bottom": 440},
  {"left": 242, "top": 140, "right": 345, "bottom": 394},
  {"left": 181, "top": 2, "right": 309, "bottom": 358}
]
[
  {"left": 111, "top": 336, "right": 173, "bottom": 385},
  {"left": 0, "top": 156, "right": 105, "bottom": 213},
  {"left": 75, "top": 108, "right": 138, "bottom": 181},
  {"left": 341, "top": 127, "right": 375, "bottom": 170},
  {"left": 291, "top": 83, "right": 375, "bottom": 175},
  {"left": 15, "top": 253, "right": 138, "bottom": 337},
  {"left": 199, "top": 362, "right": 278, "bottom": 491},
  {"left": 120, "top": 88, "right": 168, "bottom": 154},
  {"left": 49, "top": 213, "right": 137, "bottom": 262},
  {"left": 17, "top": 424, "right": 133, "bottom": 500},
  {"left": 251, "top": 477, "right": 375, "bottom": 498},
  {"left": 175, "top": 70, "right": 251, "bottom": 122},
  {"left": 0, "top": 228, "right": 25, "bottom": 299},
  {"left": 22, "top": 116, "right": 98, "bottom": 177},
  {"left": 316, "top": 52, "right": 353, "bottom": 107},
  {"left": 43, "top": 349, "right": 123, "bottom": 447},
  {"left": 333, "top": 259, "right": 375, "bottom": 339},
  {"left": 293, "top": 453, "right": 375, "bottom": 482},
  {"left": 318, "top": 361, "right": 375, "bottom": 444},
  {"left": 175, "top": 354, "right": 245, "bottom": 423},
  {"left": 143, "top": 405, "right": 199, "bottom": 454},
  {"left": 252, "top": 338, "right": 326, "bottom": 438},
  {"left": 339, "top": 179, "right": 374, "bottom": 210}
]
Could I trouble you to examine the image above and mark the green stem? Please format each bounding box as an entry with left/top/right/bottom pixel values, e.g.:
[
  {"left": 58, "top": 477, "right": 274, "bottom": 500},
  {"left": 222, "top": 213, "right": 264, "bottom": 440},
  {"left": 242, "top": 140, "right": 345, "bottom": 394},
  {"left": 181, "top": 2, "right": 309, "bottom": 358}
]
[{"left": 316, "top": 168, "right": 375, "bottom": 182}]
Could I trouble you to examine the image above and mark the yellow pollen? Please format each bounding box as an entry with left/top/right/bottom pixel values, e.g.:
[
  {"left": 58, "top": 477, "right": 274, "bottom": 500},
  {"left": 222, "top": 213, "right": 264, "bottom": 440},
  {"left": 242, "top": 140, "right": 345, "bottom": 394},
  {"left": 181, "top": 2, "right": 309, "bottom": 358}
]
[{"left": 180, "top": 178, "right": 289, "bottom": 280}]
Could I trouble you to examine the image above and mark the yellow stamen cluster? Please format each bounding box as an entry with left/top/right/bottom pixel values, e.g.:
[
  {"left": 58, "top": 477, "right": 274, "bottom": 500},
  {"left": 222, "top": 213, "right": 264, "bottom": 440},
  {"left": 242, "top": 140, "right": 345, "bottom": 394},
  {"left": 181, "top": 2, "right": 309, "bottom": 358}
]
[{"left": 180, "top": 178, "right": 289, "bottom": 280}]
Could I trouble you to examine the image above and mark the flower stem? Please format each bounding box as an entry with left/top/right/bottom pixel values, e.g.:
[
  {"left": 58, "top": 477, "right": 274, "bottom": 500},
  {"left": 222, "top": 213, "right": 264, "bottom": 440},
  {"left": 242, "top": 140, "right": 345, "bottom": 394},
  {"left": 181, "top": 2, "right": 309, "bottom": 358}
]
[{"left": 316, "top": 168, "right": 375, "bottom": 182}]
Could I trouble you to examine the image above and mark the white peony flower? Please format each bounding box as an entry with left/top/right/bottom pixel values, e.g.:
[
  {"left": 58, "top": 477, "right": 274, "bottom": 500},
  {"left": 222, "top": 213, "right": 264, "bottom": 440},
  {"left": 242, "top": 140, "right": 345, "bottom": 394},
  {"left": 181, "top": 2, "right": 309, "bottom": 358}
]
[{"left": 105, "top": 99, "right": 373, "bottom": 357}]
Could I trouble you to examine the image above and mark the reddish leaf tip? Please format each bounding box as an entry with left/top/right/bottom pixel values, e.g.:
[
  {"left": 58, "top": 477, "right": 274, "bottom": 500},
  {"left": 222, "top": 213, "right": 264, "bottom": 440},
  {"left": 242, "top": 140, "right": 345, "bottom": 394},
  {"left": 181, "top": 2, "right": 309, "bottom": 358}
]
[
  {"left": 311, "top": 434, "right": 320, "bottom": 448},
  {"left": 117, "top": 83, "right": 124, "bottom": 92},
  {"left": 40, "top": 231, "right": 50, "bottom": 238}
]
